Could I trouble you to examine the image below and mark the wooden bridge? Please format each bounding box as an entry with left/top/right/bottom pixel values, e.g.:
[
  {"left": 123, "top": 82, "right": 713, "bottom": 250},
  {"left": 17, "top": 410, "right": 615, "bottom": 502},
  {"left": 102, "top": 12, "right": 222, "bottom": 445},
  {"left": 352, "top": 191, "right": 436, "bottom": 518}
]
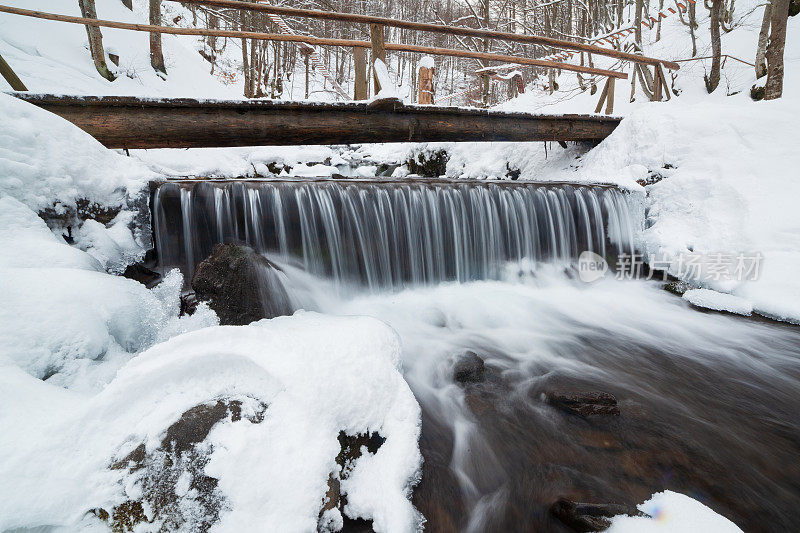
[{"left": 11, "top": 93, "right": 622, "bottom": 149}]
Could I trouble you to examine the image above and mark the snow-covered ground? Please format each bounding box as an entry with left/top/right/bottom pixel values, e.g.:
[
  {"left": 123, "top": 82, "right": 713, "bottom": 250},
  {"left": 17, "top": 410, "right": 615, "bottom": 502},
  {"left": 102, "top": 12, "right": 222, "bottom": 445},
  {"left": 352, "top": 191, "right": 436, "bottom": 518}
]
[{"left": 0, "top": 0, "right": 798, "bottom": 530}]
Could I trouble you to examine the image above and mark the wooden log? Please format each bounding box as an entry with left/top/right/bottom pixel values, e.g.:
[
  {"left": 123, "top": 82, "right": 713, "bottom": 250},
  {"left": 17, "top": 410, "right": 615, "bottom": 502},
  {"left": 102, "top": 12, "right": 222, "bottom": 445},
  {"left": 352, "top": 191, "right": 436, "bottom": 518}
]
[
  {"left": 353, "top": 47, "right": 368, "bottom": 100},
  {"left": 0, "top": 53, "right": 27, "bottom": 91},
  {"left": 173, "top": 0, "right": 680, "bottom": 70},
  {"left": 370, "top": 24, "right": 386, "bottom": 94},
  {"left": 10, "top": 93, "right": 622, "bottom": 149},
  {"left": 0, "top": 4, "right": 628, "bottom": 80}
]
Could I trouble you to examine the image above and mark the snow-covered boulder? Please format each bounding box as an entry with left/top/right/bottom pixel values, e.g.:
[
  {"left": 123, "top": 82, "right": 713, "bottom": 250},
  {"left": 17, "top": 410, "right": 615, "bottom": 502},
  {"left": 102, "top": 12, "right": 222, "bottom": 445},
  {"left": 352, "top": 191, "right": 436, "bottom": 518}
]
[{"left": 0, "top": 313, "right": 422, "bottom": 533}]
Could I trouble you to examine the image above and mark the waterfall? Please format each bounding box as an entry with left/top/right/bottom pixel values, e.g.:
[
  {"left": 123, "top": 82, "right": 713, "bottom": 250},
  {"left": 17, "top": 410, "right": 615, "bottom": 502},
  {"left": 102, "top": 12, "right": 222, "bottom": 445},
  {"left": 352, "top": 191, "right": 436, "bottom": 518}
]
[{"left": 151, "top": 180, "right": 638, "bottom": 288}]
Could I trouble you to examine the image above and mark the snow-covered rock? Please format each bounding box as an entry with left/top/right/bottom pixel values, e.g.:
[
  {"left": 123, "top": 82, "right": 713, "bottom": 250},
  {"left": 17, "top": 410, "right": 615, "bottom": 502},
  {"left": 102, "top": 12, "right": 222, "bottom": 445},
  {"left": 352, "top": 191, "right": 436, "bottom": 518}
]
[
  {"left": 0, "top": 313, "right": 422, "bottom": 533},
  {"left": 682, "top": 289, "right": 753, "bottom": 316},
  {"left": 606, "top": 490, "right": 744, "bottom": 532}
]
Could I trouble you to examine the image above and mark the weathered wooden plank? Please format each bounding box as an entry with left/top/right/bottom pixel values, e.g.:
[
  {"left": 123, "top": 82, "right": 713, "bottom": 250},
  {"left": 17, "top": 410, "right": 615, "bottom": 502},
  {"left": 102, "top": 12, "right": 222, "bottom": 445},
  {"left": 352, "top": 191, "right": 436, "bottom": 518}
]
[{"left": 9, "top": 93, "right": 622, "bottom": 149}]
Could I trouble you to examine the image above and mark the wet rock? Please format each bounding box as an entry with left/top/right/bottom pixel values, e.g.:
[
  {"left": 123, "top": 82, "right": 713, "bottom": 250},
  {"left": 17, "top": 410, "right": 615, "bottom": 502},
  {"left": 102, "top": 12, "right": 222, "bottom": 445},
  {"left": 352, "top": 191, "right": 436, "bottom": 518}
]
[
  {"left": 107, "top": 398, "right": 267, "bottom": 533},
  {"left": 122, "top": 262, "right": 161, "bottom": 288},
  {"left": 546, "top": 391, "right": 620, "bottom": 417},
  {"left": 550, "top": 499, "right": 644, "bottom": 532},
  {"left": 180, "top": 292, "right": 199, "bottom": 316},
  {"left": 191, "top": 243, "right": 293, "bottom": 325},
  {"left": 453, "top": 351, "right": 485, "bottom": 383},
  {"left": 664, "top": 280, "right": 694, "bottom": 296},
  {"left": 406, "top": 148, "right": 449, "bottom": 177},
  {"left": 318, "top": 431, "right": 386, "bottom": 531}
]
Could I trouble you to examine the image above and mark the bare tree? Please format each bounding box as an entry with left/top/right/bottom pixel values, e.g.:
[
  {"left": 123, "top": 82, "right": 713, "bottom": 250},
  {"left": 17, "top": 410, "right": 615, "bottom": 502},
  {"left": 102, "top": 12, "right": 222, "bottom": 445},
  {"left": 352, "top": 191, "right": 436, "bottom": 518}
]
[
  {"left": 764, "top": 0, "right": 790, "bottom": 99},
  {"left": 705, "top": 0, "right": 723, "bottom": 92},
  {"left": 754, "top": 0, "right": 773, "bottom": 78},
  {"left": 77, "top": 0, "right": 115, "bottom": 81},
  {"left": 150, "top": 0, "right": 167, "bottom": 74}
]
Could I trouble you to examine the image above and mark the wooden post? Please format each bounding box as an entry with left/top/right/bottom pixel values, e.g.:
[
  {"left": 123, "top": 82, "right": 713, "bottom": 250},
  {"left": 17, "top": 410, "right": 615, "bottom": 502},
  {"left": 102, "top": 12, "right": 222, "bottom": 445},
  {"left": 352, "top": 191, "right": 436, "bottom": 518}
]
[
  {"left": 353, "top": 47, "right": 368, "bottom": 100},
  {"left": 605, "top": 76, "right": 615, "bottom": 114},
  {"left": 655, "top": 64, "right": 671, "bottom": 101},
  {"left": 0, "top": 53, "right": 27, "bottom": 91},
  {"left": 303, "top": 50, "right": 310, "bottom": 99},
  {"left": 370, "top": 23, "right": 386, "bottom": 94},
  {"left": 594, "top": 77, "right": 611, "bottom": 113},
  {"left": 653, "top": 65, "right": 662, "bottom": 101},
  {"left": 418, "top": 65, "right": 434, "bottom": 104}
]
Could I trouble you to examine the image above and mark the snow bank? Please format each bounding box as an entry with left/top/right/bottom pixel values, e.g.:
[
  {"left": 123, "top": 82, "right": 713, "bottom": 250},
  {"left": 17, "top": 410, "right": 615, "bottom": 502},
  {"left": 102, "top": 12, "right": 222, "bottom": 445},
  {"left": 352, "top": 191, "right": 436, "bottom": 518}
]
[
  {"left": 683, "top": 289, "right": 753, "bottom": 316},
  {"left": 578, "top": 94, "right": 800, "bottom": 322},
  {"left": 606, "top": 491, "right": 743, "bottom": 532},
  {"left": 0, "top": 92, "right": 154, "bottom": 213},
  {"left": 0, "top": 195, "right": 102, "bottom": 270},
  {"left": 130, "top": 145, "right": 346, "bottom": 178},
  {"left": 0, "top": 197, "right": 217, "bottom": 390},
  {"left": 0, "top": 313, "right": 422, "bottom": 533}
]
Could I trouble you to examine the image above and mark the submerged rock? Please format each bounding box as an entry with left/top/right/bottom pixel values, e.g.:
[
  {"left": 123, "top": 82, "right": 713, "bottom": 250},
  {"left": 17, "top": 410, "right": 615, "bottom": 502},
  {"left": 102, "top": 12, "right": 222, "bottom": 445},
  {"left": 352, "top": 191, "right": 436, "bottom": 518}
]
[
  {"left": 546, "top": 391, "right": 620, "bottom": 417},
  {"left": 453, "top": 351, "right": 486, "bottom": 383},
  {"left": 550, "top": 498, "right": 644, "bottom": 532},
  {"left": 191, "top": 243, "right": 294, "bottom": 325}
]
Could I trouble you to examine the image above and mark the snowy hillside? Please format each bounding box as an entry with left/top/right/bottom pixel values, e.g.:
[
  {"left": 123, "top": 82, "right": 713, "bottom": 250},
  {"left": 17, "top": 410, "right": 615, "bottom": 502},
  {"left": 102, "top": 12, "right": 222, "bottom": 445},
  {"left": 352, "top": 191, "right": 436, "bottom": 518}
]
[{"left": 0, "top": 0, "right": 236, "bottom": 97}]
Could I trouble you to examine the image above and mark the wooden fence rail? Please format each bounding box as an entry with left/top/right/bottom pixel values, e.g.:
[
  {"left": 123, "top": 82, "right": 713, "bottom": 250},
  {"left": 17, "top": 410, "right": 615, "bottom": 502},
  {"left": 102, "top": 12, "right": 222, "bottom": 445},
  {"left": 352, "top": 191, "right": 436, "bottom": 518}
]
[
  {"left": 0, "top": 4, "right": 627, "bottom": 80},
  {"left": 174, "top": 0, "right": 679, "bottom": 71}
]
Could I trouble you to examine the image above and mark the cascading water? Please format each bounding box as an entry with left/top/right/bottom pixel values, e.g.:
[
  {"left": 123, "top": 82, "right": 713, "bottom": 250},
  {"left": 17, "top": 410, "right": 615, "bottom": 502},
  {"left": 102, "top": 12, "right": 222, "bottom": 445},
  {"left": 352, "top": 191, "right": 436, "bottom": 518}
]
[
  {"left": 151, "top": 179, "right": 638, "bottom": 286},
  {"left": 150, "top": 178, "right": 800, "bottom": 532}
]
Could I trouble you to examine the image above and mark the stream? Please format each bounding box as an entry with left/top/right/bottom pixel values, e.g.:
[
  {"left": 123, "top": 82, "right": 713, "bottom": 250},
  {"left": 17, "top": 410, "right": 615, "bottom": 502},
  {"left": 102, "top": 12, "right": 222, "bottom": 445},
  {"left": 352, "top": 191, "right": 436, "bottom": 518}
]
[{"left": 152, "top": 179, "right": 800, "bottom": 532}]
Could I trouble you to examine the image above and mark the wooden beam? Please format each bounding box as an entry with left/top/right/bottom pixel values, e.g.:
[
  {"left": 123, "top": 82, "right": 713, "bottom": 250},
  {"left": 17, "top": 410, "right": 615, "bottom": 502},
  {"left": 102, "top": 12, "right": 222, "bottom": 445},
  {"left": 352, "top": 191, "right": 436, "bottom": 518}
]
[
  {"left": 0, "top": 53, "right": 27, "bottom": 91},
  {"left": 9, "top": 93, "right": 622, "bottom": 148},
  {"left": 0, "top": 4, "right": 627, "bottom": 80},
  {"left": 174, "top": 0, "right": 680, "bottom": 70}
]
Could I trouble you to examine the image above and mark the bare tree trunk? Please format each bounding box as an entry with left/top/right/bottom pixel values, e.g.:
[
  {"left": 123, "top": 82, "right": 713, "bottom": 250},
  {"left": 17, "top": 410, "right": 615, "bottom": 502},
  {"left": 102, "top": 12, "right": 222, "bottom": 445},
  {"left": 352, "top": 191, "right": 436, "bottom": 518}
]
[
  {"left": 765, "top": 0, "right": 790, "bottom": 99},
  {"left": 706, "top": 0, "right": 722, "bottom": 92},
  {"left": 755, "top": 1, "right": 773, "bottom": 78},
  {"left": 78, "top": 0, "right": 115, "bottom": 81},
  {"left": 149, "top": 0, "right": 167, "bottom": 75},
  {"left": 635, "top": 0, "right": 644, "bottom": 46},
  {"left": 656, "top": 0, "right": 665, "bottom": 40}
]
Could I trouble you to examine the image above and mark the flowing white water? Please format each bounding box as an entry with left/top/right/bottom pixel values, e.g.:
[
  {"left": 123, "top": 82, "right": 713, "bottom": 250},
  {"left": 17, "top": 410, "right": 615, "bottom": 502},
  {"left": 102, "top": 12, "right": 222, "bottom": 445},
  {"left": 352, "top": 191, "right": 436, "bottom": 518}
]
[
  {"left": 151, "top": 180, "right": 639, "bottom": 287},
  {"left": 150, "top": 179, "right": 800, "bottom": 531}
]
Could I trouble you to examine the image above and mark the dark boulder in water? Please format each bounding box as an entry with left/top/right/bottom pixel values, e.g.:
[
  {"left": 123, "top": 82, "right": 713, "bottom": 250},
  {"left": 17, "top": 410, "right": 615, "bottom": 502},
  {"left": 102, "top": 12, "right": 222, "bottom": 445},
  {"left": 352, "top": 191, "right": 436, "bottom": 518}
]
[
  {"left": 546, "top": 391, "right": 620, "bottom": 417},
  {"left": 550, "top": 498, "right": 643, "bottom": 532},
  {"left": 453, "top": 351, "right": 486, "bottom": 383},
  {"left": 191, "top": 243, "right": 294, "bottom": 325}
]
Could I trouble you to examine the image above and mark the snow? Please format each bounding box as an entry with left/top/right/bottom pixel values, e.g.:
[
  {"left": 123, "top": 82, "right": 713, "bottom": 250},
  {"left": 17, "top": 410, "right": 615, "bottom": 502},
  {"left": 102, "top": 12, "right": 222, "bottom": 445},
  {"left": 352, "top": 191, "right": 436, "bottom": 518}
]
[
  {"left": 0, "top": 92, "right": 154, "bottom": 213},
  {"left": 372, "top": 58, "right": 400, "bottom": 100},
  {"left": 0, "top": 313, "right": 422, "bottom": 532},
  {"left": 418, "top": 56, "right": 435, "bottom": 70},
  {"left": 0, "top": 195, "right": 102, "bottom": 271},
  {"left": 0, "top": 0, "right": 238, "bottom": 98},
  {"left": 683, "top": 288, "right": 754, "bottom": 315},
  {"left": 606, "top": 491, "right": 744, "bottom": 532}
]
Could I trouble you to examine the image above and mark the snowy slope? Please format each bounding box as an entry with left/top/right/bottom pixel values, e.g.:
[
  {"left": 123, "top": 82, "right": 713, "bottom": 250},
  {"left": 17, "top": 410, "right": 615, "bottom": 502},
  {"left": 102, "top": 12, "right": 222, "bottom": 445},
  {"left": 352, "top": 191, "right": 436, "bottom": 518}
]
[{"left": 0, "top": 0, "right": 237, "bottom": 97}]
